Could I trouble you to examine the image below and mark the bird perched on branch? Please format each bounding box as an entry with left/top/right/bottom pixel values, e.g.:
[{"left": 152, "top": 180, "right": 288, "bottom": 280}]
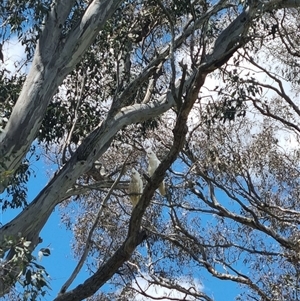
[
  {"left": 146, "top": 148, "right": 166, "bottom": 196},
  {"left": 128, "top": 168, "right": 143, "bottom": 207}
]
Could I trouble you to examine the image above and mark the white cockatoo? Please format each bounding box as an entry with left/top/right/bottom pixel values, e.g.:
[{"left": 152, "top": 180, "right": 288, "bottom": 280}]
[
  {"left": 128, "top": 168, "right": 143, "bottom": 207},
  {"left": 146, "top": 148, "right": 166, "bottom": 196}
]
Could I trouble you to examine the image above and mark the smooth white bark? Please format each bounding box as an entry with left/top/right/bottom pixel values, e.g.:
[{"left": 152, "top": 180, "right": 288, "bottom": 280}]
[{"left": 0, "top": 0, "right": 123, "bottom": 190}]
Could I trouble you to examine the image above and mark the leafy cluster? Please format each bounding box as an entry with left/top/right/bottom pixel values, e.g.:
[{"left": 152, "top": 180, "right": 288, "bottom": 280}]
[{"left": 0, "top": 237, "right": 50, "bottom": 301}]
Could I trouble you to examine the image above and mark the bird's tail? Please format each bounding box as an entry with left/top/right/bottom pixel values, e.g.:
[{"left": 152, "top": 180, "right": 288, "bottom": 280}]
[{"left": 159, "top": 181, "right": 166, "bottom": 196}]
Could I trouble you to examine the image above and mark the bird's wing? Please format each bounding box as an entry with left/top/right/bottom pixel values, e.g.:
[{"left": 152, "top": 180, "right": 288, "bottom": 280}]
[
  {"left": 129, "top": 171, "right": 143, "bottom": 206},
  {"left": 148, "top": 153, "right": 160, "bottom": 176},
  {"left": 147, "top": 151, "right": 166, "bottom": 196},
  {"left": 159, "top": 181, "right": 166, "bottom": 196}
]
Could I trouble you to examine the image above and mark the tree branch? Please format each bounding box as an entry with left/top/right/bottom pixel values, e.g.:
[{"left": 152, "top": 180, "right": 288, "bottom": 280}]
[{"left": 59, "top": 154, "right": 130, "bottom": 294}]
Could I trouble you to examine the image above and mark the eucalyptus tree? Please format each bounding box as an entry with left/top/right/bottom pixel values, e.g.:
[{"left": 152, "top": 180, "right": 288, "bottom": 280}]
[{"left": 0, "top": 0, "right": 300, "bottom": 300}]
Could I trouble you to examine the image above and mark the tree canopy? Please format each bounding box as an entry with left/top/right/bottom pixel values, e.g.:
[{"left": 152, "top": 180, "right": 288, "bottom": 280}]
[{"left": 0, "top": 0, "right": 300, "bottom": 300}]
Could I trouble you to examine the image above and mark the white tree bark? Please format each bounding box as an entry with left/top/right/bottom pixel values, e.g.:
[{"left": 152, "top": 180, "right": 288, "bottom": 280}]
[{"left": 0, "top": 0, "right": 123, "bottom": 190}]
